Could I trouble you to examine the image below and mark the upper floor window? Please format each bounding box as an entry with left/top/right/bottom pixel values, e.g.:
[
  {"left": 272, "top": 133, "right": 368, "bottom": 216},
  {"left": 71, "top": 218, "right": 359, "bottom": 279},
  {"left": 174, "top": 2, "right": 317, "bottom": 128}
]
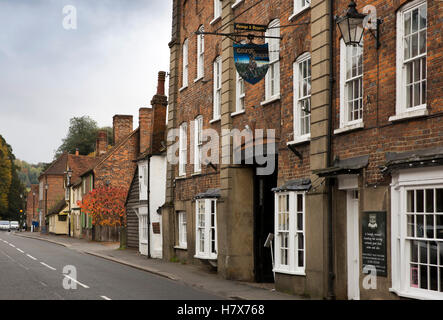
[
  {"left": 395, "top": 0, "right": 427, "bottom": 117},
  {"left": 179, "top": 122, "right": 187, "bottom": 177},
  {"left": 194, "top": 116, "right": 203, "bottom": 173},
  {"left": 182, "top": 39, "right": 189, "bottom": 88},
  {"left": 213, "top": 56, "right": 222, "bottom": 120},
  {"left": 292, "top": 0, "right": 310, "bottom": 17},
  {"left": 293, "top": 53, "right": 311, "bottom": 140},
  {"left": 235, "top": 72, "right": 245, "bottom": 113},
  {"left": 177, "top": 211, "right": 187, "bottom": 249},
  {"left": 213, "top": 0, "right": 222, "bottom": 21},
  {"left": 264, "top": 19, "right": 280, "bottom": 102},
  {"left": 196, "top": 26, "right": 205, "bottom": 80},
  {"left": 274, "top": 192, "right": 306, "bottom": 275},
  {"left": 340, "top": 40, "right": 363, "bottom": 128}
]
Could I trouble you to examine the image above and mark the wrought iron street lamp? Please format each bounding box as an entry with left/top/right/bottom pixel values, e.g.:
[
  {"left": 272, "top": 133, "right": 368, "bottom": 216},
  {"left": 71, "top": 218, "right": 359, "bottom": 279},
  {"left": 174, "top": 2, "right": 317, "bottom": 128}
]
[{"left": 336, "top": 0, "right": 381, "bottom": 49}]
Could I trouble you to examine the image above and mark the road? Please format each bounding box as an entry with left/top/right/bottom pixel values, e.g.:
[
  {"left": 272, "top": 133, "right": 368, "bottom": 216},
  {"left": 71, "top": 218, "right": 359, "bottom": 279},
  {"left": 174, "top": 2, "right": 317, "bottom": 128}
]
[{"left": 0, "top": 231, "right": 222, "bottom": 300}]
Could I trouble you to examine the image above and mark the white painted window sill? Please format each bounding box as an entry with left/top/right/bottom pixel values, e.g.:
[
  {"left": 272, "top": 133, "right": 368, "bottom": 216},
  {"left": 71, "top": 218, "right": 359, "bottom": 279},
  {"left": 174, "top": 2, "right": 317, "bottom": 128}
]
[
  {"left": 260, "top": 95, "right": 281, "bottom": 106},
  {"left": 174, "top": 245, "right": 188, "bottom": 250},
  {"left": 140, "top": 240, "right": 148, "bottom": 245},
  {"left": 210, "top": 117, "right": 221, "bottom": 124},
  {"left": 175, "top": 175, "right": 186, "bottom": 180},
  {"left": 179, "top": 85, "right": 188, "bottom": 92},
  {"left": 334, "top": 121, "right": 364, "bottom": 135},
  {"left": 192, "top": 172, "right": 202, "bottom": 177},
  {"left": 194, "top": 77, "right": 203, "bottom": 83},
  {"left": 287, "top": 135, "right": 310, "bottom": 145},
  {"left": 389, "top": 287, "right": 443, "bottom": 300},
  {"left": 289, "top": 6, "right": 310, "bottom": 21},
  {"left": 194, "top": 254, "right": 217, "bottom": 260},
  {"left": 210, "top": 16, "right": 221, "bottom": 25},
  {"left": 231, "top": 110, "right": 245, "bottom": 117},
  {"left": 389, "top": 108, "right": 428, "bottom": 122},
  {"left": 273, "top": 269, "right": 306, "bottom": 276},
  {"left": 231, "top": 0, "right": 244, "bottom": 9}
]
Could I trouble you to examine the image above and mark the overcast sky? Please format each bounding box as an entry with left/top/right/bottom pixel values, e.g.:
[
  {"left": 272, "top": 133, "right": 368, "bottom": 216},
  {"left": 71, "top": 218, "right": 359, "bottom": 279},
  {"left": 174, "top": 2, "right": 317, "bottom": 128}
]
[{"left": 0, "top": 0, "right": 172, "bottom": 164}]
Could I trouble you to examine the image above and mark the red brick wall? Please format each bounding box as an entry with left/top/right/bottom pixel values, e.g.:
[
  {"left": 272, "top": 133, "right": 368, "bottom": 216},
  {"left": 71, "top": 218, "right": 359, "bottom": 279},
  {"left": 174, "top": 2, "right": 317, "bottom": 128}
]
[
  {"left": 26, "top": 185, "right": 39, "bottom": 228},
  {"left": 38, "top": 175, "right": 65, "bottom": 225},
  {"left": 113, "top": 115, "right": 134, "bottom": 145},
  {"left": 139, "top": 108, "right": 153, "bottom": 154},
  {"left": 332, "top": 0, "right": 443, "bottom": 185}
]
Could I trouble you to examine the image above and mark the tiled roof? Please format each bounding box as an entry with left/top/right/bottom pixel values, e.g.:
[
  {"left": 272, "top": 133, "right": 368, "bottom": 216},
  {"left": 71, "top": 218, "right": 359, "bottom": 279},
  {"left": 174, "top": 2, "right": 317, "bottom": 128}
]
[
  {"left": 67, "top": 154, "right": 97, "bottom": 183},
  {"left": 40, "top": 153, "right": 69, "bottom": 177}
]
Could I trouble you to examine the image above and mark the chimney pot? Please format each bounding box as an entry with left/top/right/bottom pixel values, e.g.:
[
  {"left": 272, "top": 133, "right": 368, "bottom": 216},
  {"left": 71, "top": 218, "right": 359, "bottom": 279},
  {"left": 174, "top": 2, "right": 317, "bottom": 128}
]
[{"left": 75, "top": 149, "right": 79, "bottom": 156}]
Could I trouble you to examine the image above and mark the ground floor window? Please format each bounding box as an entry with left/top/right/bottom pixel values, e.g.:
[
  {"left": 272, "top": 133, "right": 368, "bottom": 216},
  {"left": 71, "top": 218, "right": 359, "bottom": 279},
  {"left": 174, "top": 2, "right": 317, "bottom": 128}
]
[
  {"left": 195, "top": 199, "right": 217, "bottom": 259},
  {"left": 274, "top": 192, "right": 305, "bottom": 275},
  {"left": 139, "top": 214, "right": 148, "bottom": 244},
  {"left": 391, "top": 168, "right": 443, "bottom": 299},
  {"left": 177, "top": 211, "right": 187, "bottom": 248}
]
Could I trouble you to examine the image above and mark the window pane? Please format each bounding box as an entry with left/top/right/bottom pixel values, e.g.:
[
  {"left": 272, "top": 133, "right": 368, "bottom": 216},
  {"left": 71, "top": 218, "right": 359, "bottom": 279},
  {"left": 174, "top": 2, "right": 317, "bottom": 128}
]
[
  {"left": 297, "top": 194, "right": 303, "bottom": 212},
  {"left": 298, "top": 250, "right": 304, "bottom": 267},
  {"left": 419, "top": 5, "right": 427, "bottom": 29},
  {"left": 414, "top": 83, "right": 421, "bottom": 107},
  {"left": 417, "top": 215, "right": 424, "bottom": 238},
  {"left": 407, "top": 215, "right": 415, "bottom": 237},
  {"left": 412, "top": 8, "right": 418, "bottom": 33},
  {"left": 419, "top": 30, "right": 426, "bottom": 54},
  {"left": 430, "top": 266, "right": 438, "bottom": 291},
  {"left": 411, "top": 240, "right": 418, "bottom": 263},
  {"left": 404, "top": 11, "right": 411, "bottom": 35},
  {"left": 430, "top": 241, "right": 438, "bottom": 265},
  {"left": 298, "top": 233, "right": 304, "bottom": 250},
  {"left": 411, "top": 33, "right": 418, "bottom": 58},
  {"left": 426, "top": 215, "right": 434, "bottom": 238},
  {"left": 407, "top": 190, "right": 415, "bottom": 212},
  {"left": 404, "top": 37, "right": 410, "bottom": 60},
  {"left": 426, "top": 189, "right": 434, "bottom": 213},
  {"left": 419, "top": 241, "right": 427, "bottom": 263},
  {"left": 297, "top": 212, "right": 303, "bottom": 231},
  {"left": 437, "top": 215, "right": 443, "bottom": 239},
  {"left": 417, "top": 190, "right": 424, "bottom": 212},
  {"left": 411, "top": 264, "right": 419, "bottom": 287},
  {"left": 419, "top": 264, "right": 428, "bottom": 289},
  {"left": 421, "top": 81, "right": 426, "bottom": 105},
  {"left": 441, "top": 267, "right": 443, "bottom": 292},
  {"left": 437, "top": 189, "right": 443, "bottom": 212},
  {"left": 440, "top": 243, "right": 443, "bottom": 265}
]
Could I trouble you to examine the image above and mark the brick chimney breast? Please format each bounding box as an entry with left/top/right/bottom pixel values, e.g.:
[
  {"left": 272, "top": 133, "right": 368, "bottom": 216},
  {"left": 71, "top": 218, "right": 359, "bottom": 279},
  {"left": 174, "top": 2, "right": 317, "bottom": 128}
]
[
  {"left": 96, "top": 130, "right": 108, "bottom": 156},
  {"left": 150, "top": 71, "right": 168, "bottom": 154},
  {"left": 139, "top": 107, "right": 153, "bottom": 154},
  {"left": 113, "top": 115, "right": 133, "bottom": 145}
]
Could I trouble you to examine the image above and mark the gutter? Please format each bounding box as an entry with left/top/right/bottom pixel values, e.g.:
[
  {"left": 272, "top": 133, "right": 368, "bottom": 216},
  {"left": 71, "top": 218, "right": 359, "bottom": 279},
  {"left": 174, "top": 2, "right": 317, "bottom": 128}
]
[{"left": 327, "top": 0, "right": 336, "bottom": 300}]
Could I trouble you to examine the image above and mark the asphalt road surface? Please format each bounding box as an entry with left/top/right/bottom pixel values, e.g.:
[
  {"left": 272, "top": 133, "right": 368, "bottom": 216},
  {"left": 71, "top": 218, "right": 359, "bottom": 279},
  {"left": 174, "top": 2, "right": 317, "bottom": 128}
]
[{"left": 0, "top": 231, "right": 222, "bottom": 300}]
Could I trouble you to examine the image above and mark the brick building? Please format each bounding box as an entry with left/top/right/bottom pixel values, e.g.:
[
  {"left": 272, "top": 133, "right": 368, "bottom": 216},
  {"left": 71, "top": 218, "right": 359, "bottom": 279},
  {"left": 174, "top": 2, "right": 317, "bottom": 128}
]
[{"left": 164, "top": 0, "right": 442, "bottom": 300}]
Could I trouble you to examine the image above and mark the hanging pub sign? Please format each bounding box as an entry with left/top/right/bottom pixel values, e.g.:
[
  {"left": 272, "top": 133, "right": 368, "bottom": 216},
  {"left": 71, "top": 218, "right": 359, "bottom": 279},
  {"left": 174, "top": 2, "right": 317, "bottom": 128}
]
[{"left": 233, "top": 43, "right": 270, "bottom": 85}]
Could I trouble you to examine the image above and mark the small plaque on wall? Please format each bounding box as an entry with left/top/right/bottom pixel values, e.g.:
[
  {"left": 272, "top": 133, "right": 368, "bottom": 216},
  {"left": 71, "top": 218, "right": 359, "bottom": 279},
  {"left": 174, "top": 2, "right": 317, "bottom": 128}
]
[
  {"left": 362, "top": 211, "right": 387, "bottom": 277},
  {"left": 152, "top": 222, "right": 161, "bottom": 234}
]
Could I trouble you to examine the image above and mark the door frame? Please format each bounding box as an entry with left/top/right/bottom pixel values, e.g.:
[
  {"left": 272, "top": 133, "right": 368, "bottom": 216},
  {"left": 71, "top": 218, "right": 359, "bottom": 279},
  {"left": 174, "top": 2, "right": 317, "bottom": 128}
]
[{"left": 346, "top": 189, "right": 360, "bottom": 300}]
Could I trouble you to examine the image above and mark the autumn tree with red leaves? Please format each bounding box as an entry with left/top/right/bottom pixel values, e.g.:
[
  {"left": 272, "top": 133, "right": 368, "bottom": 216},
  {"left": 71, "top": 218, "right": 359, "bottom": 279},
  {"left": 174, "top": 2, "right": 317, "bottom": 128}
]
[{"left": 78, "top": 186, "right": 126, "bottom": 227}]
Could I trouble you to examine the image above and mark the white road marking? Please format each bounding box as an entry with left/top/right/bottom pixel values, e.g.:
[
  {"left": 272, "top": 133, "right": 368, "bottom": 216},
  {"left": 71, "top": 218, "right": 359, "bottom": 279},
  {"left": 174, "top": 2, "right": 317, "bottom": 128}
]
[
  {"left": 26, "top": 254, "right": 37, "bottom": 261},
  {"left": 18, "top": 263, "right": 29, "bottom": 271},
  {"left": 16, "top": 248, "right": 24, "bottom": 253},
  {"left": 9, "top": 243, "right": 15, "bottom": 248},
  {"left": 40, "top": 262, "right": 56, "bottom": 271},
  {"left": 39, "top": 281, "right": 48, "bottom": 287},
  {"left": 63, "top": 275, "right": 89, "bottom": 289},
  {"left": 3, "top": 240, "right": 8, "bottom": 244},
  {"left": 100, "top": 296, "right": 112, "bottom": 300}
]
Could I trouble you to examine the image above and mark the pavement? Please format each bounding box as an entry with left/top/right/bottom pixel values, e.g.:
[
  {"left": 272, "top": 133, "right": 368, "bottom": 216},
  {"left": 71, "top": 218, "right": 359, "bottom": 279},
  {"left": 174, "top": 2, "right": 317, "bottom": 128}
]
[{"left": 13, "top": 231, "right": 303, "bottom": 300}]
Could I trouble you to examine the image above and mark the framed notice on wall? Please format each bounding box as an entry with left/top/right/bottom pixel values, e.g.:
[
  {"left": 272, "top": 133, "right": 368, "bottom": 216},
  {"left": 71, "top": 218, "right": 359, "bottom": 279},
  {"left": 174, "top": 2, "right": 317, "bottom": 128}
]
[{"left": 362, "top": 211, "right": 387, "bottom": 277}]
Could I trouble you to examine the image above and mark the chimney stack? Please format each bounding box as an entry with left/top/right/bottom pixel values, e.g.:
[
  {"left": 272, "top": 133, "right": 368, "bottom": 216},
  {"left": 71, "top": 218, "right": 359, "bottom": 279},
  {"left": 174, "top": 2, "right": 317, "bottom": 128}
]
[
  {"left": 96, "top": 130, "right": 108, "bottom": 157},
  {"left": 113, "top": 115, "right": 133, "bottom": 145},
  {"left": 75, "top": 148, "right": 79, "bottom": 156},
  {"left": 150, "top": 71, "right": 168, "bottom": 154},
  {"left": 139, "top": 108, "right": 153, "bottom": 154}
]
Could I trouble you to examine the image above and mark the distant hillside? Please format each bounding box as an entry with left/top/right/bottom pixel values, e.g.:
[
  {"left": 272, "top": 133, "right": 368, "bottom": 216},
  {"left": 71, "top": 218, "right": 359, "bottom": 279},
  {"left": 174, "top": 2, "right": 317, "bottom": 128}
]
[{"left": 15, "top": 159, "right": 48, "bottom": 189}]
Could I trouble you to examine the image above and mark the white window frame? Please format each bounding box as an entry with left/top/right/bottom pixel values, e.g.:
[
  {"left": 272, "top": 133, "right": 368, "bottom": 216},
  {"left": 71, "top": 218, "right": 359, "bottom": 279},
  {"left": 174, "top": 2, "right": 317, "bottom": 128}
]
[
  {"left": 181, "top": 39, "right": 189, "bottom": 89},
  {"left": 390, "top": 167, "right": 443, "bottom": 300},
  {"left": 177, "top": 211, "right": 187, "bottom": 249},
  {"left": 233, "top": 72, "right": 245, "bottom": 115},
  {"left": 179, "top": 122, "right": 187, "bottom": 177},
  {"left": 194, "top": 116, "right": 203, "bottom": 173},
  {"left": 393, "top": 0, "right": 427, "bottom": 121},
  {"left": 195, "top": 199, "right": 217, "bottom": 260},
  {"left": 290, "top": 0, "right": 310, "bottom": 20},
  {"left": 293, "top": 52, "right": 311, "bottom": 142},
  {"left": 196, "top": 26, "right": 205, "bottom": 81},
  {"left": 339, "top": 39, "right": 364, "bottom": 129},
  {"left": 231, "top": 0, "right": 244, "bottom": 9},
  {"left": 213, "top": 56, "right": 222, "bottom": 121},
  {"left": 263, "top": 19, "right": 280, "bottom": 103},
  {"left": 139, "top": 213, "right": 148, "bottom": 245},
  {"left": 274, "top": 191, "right": 306, "bottom": 275},
  {"left": 211, "top": 0, "right": 222, "bottom": 24}
]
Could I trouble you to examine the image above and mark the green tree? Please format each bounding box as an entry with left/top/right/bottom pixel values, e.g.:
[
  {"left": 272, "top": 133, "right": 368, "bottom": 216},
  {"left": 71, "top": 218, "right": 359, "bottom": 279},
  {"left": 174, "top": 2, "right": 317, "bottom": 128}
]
[
  {"left": 0, "top": 135, "right": 12, "bottom": 215},
  {"left": 55, "top": 116, "right": 114, "bottom": 159}
]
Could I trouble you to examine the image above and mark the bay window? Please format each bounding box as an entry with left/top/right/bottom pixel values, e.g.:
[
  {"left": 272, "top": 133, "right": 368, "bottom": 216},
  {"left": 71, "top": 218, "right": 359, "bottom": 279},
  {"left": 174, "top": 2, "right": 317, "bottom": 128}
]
[
  {"left": 274, "top": 192, "right": 306, "bottom": 274},
  {"left": 195, "top": 199, "right": 217, "bottom": 259}
]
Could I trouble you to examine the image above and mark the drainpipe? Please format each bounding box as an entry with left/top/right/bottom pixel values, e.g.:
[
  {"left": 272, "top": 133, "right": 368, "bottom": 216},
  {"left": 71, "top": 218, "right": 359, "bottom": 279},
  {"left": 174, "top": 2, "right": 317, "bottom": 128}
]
[
  {"left": 147, "top": 156, "right": 151, "bottom": 259},
  {"left": 327, "top": 0, "right": 336, "bottom": 300}
]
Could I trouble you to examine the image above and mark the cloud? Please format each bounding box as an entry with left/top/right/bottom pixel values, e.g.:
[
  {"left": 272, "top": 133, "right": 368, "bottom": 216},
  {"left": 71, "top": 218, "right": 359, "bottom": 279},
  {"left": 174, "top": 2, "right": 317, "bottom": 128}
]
[{"left": 0, "top": 0, "right": 172, "bottom": 163}]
